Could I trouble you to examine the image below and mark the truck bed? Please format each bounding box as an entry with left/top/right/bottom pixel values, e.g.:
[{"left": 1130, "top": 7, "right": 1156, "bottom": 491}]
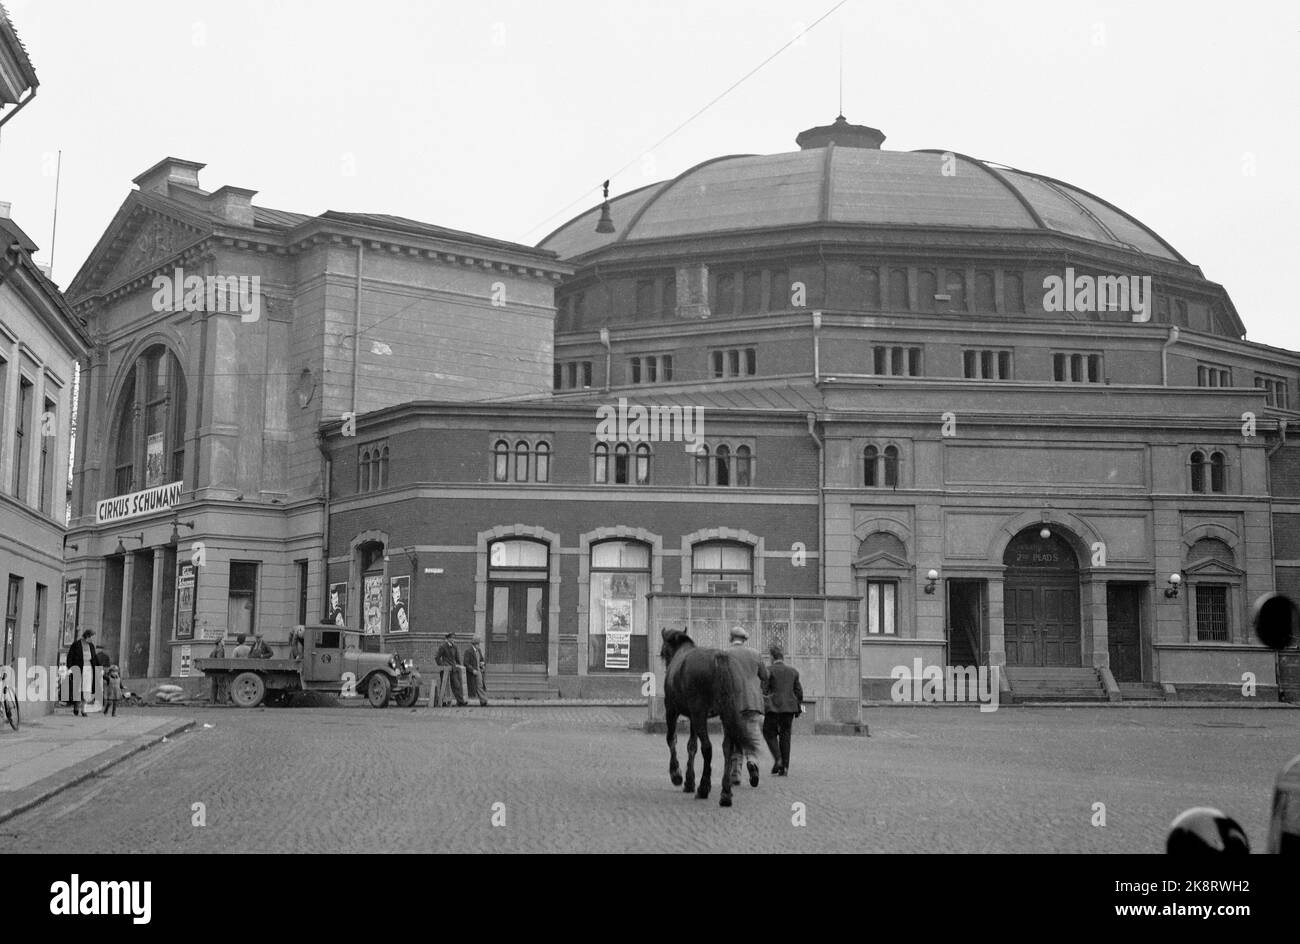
[{"left": 194, "top": 657, "right": 302, "bottom": 673}]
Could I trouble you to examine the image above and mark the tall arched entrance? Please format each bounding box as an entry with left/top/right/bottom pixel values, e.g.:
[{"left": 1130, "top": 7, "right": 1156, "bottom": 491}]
[{"left": 1002, "top": 527, "right": 1082, "bottom": 667}]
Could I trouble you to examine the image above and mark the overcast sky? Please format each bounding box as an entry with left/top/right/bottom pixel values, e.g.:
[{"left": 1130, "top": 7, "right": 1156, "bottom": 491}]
[{"left": 2, "top": 0, "right": 1296, "bottom": 350}]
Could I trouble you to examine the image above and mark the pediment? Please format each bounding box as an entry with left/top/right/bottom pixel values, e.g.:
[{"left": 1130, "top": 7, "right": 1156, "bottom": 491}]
[
  {"left": 68, "top": 194, "right": 211, "bottom": 301},
  {"left": 852, "top": 551, "right": 912, "bottom": 571},
  {"left": 1184, "top": 558, "right": 1244, "bottom": 579}
]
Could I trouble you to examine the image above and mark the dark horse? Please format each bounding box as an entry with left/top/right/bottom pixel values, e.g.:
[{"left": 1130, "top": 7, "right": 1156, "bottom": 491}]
[{"left": 660, "top": 628, "right": 758, "bottom": 808}]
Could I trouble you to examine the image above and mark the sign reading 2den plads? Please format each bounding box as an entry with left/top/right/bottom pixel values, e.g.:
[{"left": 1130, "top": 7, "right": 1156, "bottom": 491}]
[{"left": 95, "top": 481, "right": 183, "bottom": 525}]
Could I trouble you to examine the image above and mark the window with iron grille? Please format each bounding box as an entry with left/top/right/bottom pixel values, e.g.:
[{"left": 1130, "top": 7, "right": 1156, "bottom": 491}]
[{"left": 1195, "top": 584, "right": 1229, "bottom": 641}]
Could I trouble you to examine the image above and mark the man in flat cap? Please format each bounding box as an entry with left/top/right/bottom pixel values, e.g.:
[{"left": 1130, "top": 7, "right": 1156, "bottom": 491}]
[
  {"left": 434, "top": 632, "right": 468, "bottom": 706},
  {"left": 726, "top": 625, "right": 768, "bottom": 787}
]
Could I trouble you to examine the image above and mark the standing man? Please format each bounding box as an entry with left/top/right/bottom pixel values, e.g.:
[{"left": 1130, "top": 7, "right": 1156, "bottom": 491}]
[
  {"left": 434, "top": 632, "right": 468, "bottom": 706},
  {"left": 463, "top": 636, "right": 489, "bottom": 706},
  {"left": 762, "top": 645, "right": 803, "bottom": 776},
  {"left": 231, "top": 634, "right": 252, "bottom": 659},
  {"left": 726, "top": 626, "right": 768, "bottom": 788},
  {"left": 65, "top": 628, "right": 98, "bottom": 717}
]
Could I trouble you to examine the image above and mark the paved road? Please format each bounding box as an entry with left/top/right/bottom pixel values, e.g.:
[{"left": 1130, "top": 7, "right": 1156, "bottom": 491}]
[{"left": 2, "top": 704, "right": 1295, "bottom": 853}]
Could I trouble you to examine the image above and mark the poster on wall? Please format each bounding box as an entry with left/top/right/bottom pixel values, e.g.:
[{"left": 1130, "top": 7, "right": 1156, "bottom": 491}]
[
  {"left": 61, "top": 579, "right": 81, "bottom": 648},
  {"left": 178, "top": 645, "right": 192, "bottom": 677},
  {"left": 175, "top": 562, "right": 197, "bottom": 639},
  {"left": 326, "top": 583, "right": 348, "bottom": 627},
  {"left": 604, "top": 598, "right": 632, "bottom": 669},
  {"left": 145, "top": 432, "right": 166, "bottom": 488},
  {"left": 363, "top": 575, "right": 384, "bottom": 635},
  {"left": 389, "top": 576, "right": 411, "bottom": 633}
]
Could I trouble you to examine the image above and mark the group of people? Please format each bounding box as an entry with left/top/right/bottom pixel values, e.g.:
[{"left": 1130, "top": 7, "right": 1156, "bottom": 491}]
[
  {"left": 64, "top": 628, "right": 125, "bottom": 717},
  {"left": 725, "top": 625, "right": 805, "bottom": 784},
  {"left": 208, "top": 633, "right": 273, "bottom": 659},
  {"left": 433, "top": 632, "right": 489, "bottom": 707}
]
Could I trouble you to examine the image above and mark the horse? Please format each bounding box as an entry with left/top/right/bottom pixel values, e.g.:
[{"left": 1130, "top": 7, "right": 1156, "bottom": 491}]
[{"left": 660, "top": 627, "right": 758, "bottom": 808}]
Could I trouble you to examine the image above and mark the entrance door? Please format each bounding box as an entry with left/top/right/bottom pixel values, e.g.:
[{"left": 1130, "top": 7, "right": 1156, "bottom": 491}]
[
  {"left": 1002, "top": 528, "right": 1083, "bottom": 667},
  {"left": 487, "top": 581, "right": 548, "bottom": 673},
  {"left": 1106, "top": 584, "right": 1143, "bottom": 682}
]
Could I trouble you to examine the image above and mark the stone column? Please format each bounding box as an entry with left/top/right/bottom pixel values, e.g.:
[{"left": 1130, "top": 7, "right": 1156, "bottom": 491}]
[
  {"left": 149, "top": 546, "right": 166, "bottom": 677},
  {"left": 119, "top": 552, "right": 135, "bottom": 673},
  {"left": 987, "top": 577, "right": 1006, "bottom": 668}
]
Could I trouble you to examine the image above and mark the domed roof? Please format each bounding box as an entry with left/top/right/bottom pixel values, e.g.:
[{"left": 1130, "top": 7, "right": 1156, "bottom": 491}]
[{"left": 540, "top": 117, "right": 1183, "bottom": 263}]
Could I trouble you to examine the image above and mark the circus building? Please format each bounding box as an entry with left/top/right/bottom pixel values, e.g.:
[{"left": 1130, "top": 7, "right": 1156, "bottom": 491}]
[{"left": 325, "top": 116, "right": 1300, "bottom": 703}]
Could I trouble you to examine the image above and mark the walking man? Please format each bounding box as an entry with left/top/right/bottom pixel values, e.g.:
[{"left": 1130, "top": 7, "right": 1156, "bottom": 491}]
[
  {"left": 726, "top": 625, "right": 768, "bottom": 788},
  {"left": 434, "top": 632, "right": 468, "bottom": 706},
  {"left": 65, "top": 628, "right": 98, "bottom": 717},
  {"left": 762, "top": 645, "right": 803, "bottom": 776},
  {"left": 463, "top": 636, "right": 489, "bottom": 706}
]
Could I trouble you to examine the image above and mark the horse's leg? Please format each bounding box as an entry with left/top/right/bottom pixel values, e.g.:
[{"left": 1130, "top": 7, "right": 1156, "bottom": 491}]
[
  {"left": 683, "top": 728, "right": 697, "bottom": 794},
  {"left": 719, "top": 733, "right": 735, "bottom": 807},
  {"left": 694, "top": 717, "right": 711, "bottom": 800},
  {"left": 666, "top": 707, "right": 683, "bottom": 787}
]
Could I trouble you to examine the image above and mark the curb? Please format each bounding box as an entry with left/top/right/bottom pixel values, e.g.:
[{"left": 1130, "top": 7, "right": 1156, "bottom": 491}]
[
  {"left": 0, "top": 717, "right": 197, "bottom": 827},
  {"left": 861, "top": 700, "right": 1300, "bottom": 709}
]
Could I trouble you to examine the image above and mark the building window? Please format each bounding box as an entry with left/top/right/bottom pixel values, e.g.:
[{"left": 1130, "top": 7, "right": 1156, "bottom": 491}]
[
  {"left": 861, "top": 267, "right": 881, "bottom": 310},
  {"left": 535, "top": 441, "right": 551, "bottom": 483},
  {"left": 13, "top": 376, "right": 32, "bottom": 499},
  {"left": 1004, "top": 272, "right": 1025, "bottom": 313},
  {"left": 105, "top": 345, "right": 188, "bottom": 497},
  {"left": 1195, "top": 584, "right": 1229, "bottom": 642},
  {"left": 888, "top": 268, "right": 909, "bottom": 310},
  {"left": 1210, "top": 451, "right": 1226, "bottom": 493},
  {"left": 629, "top": 353, "right": 674, "bottom": 384},
  {"left": 692, "top": 541, "right": 753, "bottom": 594},
  {"left": 742, "top": 270, "right": 763, "bottom": 313},
  {"left": 865, "top": 580, "right": 896, "bottom": 635},
  {"left": 1053, "top": 352, "right": 1102, "bottom": 383},
  {"left": 3, "top": 575, "right": 20, "bottom": 663},
  {"left": 296, "top": 559, "right": 309, "bottom": 625},
  {"left": 715, "top": 444, "right": 731, "bottom": 486},
  {"left": 883, "top": 445, "right": 899, "bottom": 487},
  {"left": 588, "top": 540, "right": 652, "bottom": 673},
  {"left": 556, "top": 360, "right": 593, "bottom": 390},
  {"left": 630, "top": 357, "right": 640, "bottom": 384},
  {"left": 963, "top": 349, "right": 1012, "bottom": 380},
  {"left": 635, "top": 443, "right": 651, "bottom": 484},
  {"left": 1197, "top": 364, "right": 1232, "bottom": 388},
  {"left": 489, "top": 434, "right": 550, "bottom": 483},
  {"left": 553, "top": 363, "right": 562, "bottom": 391},
  {"left": 592, "top": 440, "right": 645, "bottom": 485},
  {"left": 663, "top": 274, "right": 676, "bottom": 315},
  {"left": 1190, "top": 450, "right": 1206, "bottom": 493},
  {"left": 864, "top": 443, "right": 901, "bottom": 488},
  {"left": 694, "top": 441, "right": 754, "bottom": 487},
  {"left": 614, "top": 443, "right": 630, "bottom": 484},
  {"left": 636, "top": 280, "right": 655, "bottom": 318},
  {"left": 715, "top": 272, "right": 736, "bottom": 315},
  {"left": 514, "top": 440, "right": 530, "bottom": 481},
  {"left": 944, "top": 270, "right": 966, "bottom": 310},
  {"left": 358, "top": 441, "right": 389, "bottom": 492},
  {"left": 974, "top": 271, "right": 996, "bottom": 311},
  {"left": 694, "top": 446, "right": 710, "bottom": 485},
  {"left": 871, "top": 346, "right": 922, "bottom": 377},
  {"left": 710, "top": 347, "right": 756, "bottom": 379},
  {"left": 228, "top": 561, "right": 259, "bottom": 639},
  {"left": 917, "top": 269, "right": 937, "bottom": 312},
  {"left": 493, "top": 440, "right": 509, "bottom": 482},
  {"left": 863, "top": 445, "right": 878, "bottom": 487},
  {"left": 1190, "top": 449, "right": 1229, "bottom": 495},
  {"left": 39, "top": 396, "right": 55, "bottom": 515},
  {"left": 1255, "top": 375, "right": 1290, "bottom": 409},
  {"left": 594, "top": 443, "right": 609, "bottom": 483}
]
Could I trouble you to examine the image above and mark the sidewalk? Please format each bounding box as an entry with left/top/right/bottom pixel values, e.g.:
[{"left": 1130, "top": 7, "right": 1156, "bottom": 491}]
[{"left": 0, "top": 709, "right": 195, "bottom": 825}]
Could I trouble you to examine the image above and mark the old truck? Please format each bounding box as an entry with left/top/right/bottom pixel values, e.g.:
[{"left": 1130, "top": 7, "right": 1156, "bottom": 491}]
[{"left": 195, "top": 624, "right": 420, "bottom": 708}]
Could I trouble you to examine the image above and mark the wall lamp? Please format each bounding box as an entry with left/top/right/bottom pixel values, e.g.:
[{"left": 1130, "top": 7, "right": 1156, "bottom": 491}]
[
  {"left": 115, "top": 533, "right": 144, "bottom": 555},
  {"left": 924, "top": 569, "right": 940, "bottom": 594},
  {"left": 1164, "top": 573, "right": 1182, "bottom": 599},
  {"left": 170, "top": 518, "right": 196, "bottom": 544}
]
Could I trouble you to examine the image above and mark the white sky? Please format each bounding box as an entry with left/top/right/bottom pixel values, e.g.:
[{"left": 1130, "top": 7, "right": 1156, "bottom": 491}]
[{"left": 1, "top": 0, "right": 1296, "bottom": 350}]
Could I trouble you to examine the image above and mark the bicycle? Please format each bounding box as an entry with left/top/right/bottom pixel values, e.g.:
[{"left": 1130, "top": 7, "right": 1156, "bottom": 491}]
[{"left": 1, "top": 666, "right": 19, "bottom": 732}]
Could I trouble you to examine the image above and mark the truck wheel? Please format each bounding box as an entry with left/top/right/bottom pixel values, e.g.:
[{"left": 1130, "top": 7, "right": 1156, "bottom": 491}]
[
  {"left": 366, "top": 673, "right": 391, "bottom": 708},
  {"left": 395, "top": 684, "right": 419, "bottom": 708},
  {"left": 230, "top": 672, "right": 266, "bottom": 708}
]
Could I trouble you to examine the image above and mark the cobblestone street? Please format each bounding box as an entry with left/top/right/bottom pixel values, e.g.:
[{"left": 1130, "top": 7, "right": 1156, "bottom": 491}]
[{"left": 2, "top": 704, "right": 1296, "bottom": 854}]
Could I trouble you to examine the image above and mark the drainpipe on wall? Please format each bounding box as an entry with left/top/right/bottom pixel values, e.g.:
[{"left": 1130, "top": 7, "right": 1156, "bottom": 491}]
[
  {"left": 599, "top": 327, "right": 611, "bottom": 393},
  {"left": 317, "top": 435, "right": 332, "bottom": 621},
  {"left": 806, "top": 412, "right": 825, "bottom": 596},
  {"left": 812, "top": 310, "right": 822, "bottom": 382},
  {"left": 1161, "top": 325, "right": 1180, "bottom": 386},
  {"left": 1266, "top": 419, "right": 1288, "bottom": 459},
  {"left": 351, "top": 243, "right": 364, "bottom": 414}
]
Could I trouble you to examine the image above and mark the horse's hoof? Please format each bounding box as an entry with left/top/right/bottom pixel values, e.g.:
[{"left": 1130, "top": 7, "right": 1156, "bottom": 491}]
[
  {"left": 670, "top": 773, "right": 683, "bottom": 787},
  {"left": 695, "top": 785, "right": 710, "bottom": 800},
  {"left": 719, "top": 795, "right": 732, "bottom": 808},
  {"left": 683, "top": 782, "right": 695, "bottom": 794}
]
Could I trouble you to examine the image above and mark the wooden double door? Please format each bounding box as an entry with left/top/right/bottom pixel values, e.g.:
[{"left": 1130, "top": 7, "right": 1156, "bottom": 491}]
[
  {"left": 1004, "top": 579, "right": 1081, "bottom": 667},
  {"left": 487, "top": 581, "right": 548, "bottom": 673}
]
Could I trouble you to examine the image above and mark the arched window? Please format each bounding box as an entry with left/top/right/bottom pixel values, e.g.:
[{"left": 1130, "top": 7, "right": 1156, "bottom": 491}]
[
  {"left": 588, "top": 540, "right": 652, "bottom": 672},
  {"left": 635, "top": 443, "right": 651, "bottom": 485},
  {"left": 107, "top": 345, "right": 188, "bottom": 496},
  {"left": 377, "top": 446, "right": 389, "bottom": 489},
  {"left": 1210, "top": 451, "right": 1226, "bottom": 493},
  {"left": 614, "top": 443, "right": 630, "bottom": 484},
  {"left": 593, "top": 442, "right": 609, "bottom": 483},
  {"left": 715, "top": 444, "right": 731, "bottom": 487},
  {"left": 493, "top": 440, "right": 509, "bottom": 482},
  {"left": 694, "top": 446, "right": 710, "bottom": 486},
  {"left": 734, "top": 445, "right": 752, "bottom": 487},
  {"left": 889, "top": 268, "right": 909, "bottom": 310},
  {"left": 692, "top": 541, "right": 753, "bottom": 594},
  {"left": 864, "top": 445, "right": 878, "bottom": 487},
  {"left": 883, "top": 445, "right": 899, "bottom": 488},
  {"left": 1190, "top": 450, "right": 1206, "bottom": 493},
  {"left": 359, "top": 449, "right": 372, "bottom": 492},
  {"left": 535, "top": 442, "right": 550, "bottom": 483},
  {"left": 514, "top": 441, "right": 530, "bottom": 482}
]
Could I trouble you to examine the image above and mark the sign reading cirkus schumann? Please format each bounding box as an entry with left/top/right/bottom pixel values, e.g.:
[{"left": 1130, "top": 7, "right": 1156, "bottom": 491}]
[{"left": 96, "top": 481, "right": 183, "bottom": 524}]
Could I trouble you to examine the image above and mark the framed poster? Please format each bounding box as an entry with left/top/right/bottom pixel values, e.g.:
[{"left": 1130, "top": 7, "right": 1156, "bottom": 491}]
[
  {"left": 363, "top": 574, "right": 384, "bottom": 636},
  {"left": 327, "top": 582, "right": 347, "bottom": 627},
  {"left": 61, "top": 579, "right": 81, "bottom": 648},
  {"left": 175, "top": 562, "right": 197, "bottom": 639},
  {"left": 604, "top": 599, "right": 632, "bottom": 668},
  {"left": 178, "top": 645, "right": 192, "bottom": 678},
  {"left": 389, "top": 576, "right": 411, "bottom": 633},
  {"left": 145, "top": 432, "right": 166, "bottom": 487}
]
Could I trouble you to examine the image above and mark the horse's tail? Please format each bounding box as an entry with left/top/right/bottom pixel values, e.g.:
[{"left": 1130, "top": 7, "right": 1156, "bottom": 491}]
[{"left": 713, "top": 651, "right": 758, "bottom": 754}]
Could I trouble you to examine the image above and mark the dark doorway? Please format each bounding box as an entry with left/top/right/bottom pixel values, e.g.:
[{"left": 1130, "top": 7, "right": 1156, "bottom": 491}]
[
  {"left": 1003, "top": 528, "right": 1082, "bottom": 667},
  {"left": 947, "top": 579, "right": 985, "bottom": 666},
  {"left": 100, "top": 556, "right": 125, "bottom": 666},
  {"left": 487, "top": 581, "right": 548, "bottom": 673},
  {"left": 1106, "top": 583, "right": 1143, "bottom": 682},
  {"left": 128, "top": 552, "right": 153, "bottom": 677}
]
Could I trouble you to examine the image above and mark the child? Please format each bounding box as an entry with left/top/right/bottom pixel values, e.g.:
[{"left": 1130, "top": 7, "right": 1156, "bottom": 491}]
[{"left": 105, "top": 664, "right": 123, "bottom": 717}]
